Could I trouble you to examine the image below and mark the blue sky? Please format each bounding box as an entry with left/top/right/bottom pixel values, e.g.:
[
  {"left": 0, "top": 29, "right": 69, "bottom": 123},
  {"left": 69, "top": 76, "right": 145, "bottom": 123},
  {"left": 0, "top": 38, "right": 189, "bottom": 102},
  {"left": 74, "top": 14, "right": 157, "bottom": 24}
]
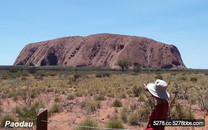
[{"left": 0, "top": 0, "right": 208, "bottom": 69}]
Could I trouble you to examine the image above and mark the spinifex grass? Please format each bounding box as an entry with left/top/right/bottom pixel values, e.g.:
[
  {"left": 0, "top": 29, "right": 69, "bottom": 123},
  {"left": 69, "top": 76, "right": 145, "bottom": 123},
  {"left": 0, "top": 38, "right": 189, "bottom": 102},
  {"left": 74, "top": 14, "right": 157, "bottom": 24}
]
[{"left": 0, "top": 70, "right": 207, "bottom": 128}]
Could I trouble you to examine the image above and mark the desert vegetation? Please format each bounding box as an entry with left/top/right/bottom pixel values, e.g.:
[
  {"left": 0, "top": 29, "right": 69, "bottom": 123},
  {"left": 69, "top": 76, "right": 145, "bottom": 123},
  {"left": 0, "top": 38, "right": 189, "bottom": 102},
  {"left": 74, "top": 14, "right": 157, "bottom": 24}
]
[{"left": 0, "top": 67, "right": 207, "bottom": 129}]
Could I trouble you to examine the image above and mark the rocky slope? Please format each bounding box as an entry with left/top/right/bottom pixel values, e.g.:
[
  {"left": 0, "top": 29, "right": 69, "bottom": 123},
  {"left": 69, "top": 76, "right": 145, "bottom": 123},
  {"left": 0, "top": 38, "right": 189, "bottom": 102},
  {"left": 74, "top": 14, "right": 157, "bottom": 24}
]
[{"left": 14, "top": 33, "right": 186, "bottom": 69}]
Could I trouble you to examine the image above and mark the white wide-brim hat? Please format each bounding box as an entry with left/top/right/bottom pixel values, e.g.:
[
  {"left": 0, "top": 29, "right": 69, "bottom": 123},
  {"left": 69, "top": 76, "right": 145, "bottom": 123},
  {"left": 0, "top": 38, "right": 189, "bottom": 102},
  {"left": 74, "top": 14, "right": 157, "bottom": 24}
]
[{"left": 145, "top": 79, "right": 170, "bottom": 99}]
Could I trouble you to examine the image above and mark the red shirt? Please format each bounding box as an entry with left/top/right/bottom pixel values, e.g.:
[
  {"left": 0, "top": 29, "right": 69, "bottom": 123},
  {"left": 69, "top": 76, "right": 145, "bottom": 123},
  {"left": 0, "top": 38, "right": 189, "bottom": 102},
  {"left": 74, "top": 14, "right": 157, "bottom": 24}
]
[{"left": 144, "top": 100, "right": 169, "bottom": 130}]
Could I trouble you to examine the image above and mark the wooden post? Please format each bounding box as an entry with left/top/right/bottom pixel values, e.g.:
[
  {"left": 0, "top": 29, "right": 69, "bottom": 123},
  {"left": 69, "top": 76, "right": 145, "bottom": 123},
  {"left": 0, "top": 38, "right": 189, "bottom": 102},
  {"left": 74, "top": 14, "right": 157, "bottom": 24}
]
[{"left": 37, "top": 108, "right": 48, "bottom": 130}]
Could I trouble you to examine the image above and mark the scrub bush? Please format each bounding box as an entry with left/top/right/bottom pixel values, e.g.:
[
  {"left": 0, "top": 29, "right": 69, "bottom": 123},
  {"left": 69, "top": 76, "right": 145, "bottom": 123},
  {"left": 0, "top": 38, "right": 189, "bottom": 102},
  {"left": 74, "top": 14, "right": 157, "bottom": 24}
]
[
  {"left": 76, "top": 119, "right": 99, "bottom": 130},
  {"left": 106, "top": 119, "right": 124, "bottom": 129},
  {"left": 112, "top": 99, "right": 123, "bottom": 107}
]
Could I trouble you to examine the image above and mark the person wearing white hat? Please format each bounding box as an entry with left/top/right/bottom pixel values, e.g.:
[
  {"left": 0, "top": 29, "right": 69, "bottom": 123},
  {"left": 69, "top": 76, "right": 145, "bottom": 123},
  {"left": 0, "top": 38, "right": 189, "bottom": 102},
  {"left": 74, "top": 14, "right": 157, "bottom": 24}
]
[{"left": 144, "top": 79, "right": 170, "bottom": 130}]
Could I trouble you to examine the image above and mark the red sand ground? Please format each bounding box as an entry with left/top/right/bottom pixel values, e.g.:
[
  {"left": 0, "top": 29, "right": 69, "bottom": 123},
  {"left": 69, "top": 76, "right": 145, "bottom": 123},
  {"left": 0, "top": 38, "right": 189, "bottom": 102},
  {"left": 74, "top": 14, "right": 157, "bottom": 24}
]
[{"left": 1, "top": 96, "right": 207, "bottom": 130}]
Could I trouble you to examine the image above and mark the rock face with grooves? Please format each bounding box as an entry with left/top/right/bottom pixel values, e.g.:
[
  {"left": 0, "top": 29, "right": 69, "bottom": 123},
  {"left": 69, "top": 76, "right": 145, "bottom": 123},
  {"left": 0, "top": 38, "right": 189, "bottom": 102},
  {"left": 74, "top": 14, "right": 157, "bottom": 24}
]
[{"left": 14, "top": 33, "right": 186, "bottom": 69}]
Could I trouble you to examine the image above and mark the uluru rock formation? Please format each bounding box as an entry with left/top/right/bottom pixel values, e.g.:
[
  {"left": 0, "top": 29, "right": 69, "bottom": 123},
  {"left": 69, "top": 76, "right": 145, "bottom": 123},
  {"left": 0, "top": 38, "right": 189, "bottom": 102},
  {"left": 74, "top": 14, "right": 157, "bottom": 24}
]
[{"left": 14, "top": 33, "right": 186, "bottom": 69}]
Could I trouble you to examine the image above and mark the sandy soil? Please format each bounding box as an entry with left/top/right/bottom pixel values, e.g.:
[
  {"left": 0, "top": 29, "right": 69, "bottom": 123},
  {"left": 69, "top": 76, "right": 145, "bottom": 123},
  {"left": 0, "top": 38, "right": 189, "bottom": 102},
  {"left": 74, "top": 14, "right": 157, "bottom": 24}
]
[{"left": 1, "top": 96, "right": 207, "bottom": 130}]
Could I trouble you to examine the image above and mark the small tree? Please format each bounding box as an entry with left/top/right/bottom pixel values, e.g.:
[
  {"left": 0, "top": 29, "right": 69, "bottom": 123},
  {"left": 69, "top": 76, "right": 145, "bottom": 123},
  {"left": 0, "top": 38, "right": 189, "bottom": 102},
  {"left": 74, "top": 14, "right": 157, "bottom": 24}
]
[
  {"left": 28, "top": 67, "right": 37, "bottom": 74},
  {"left": 133, "top": 64, "right": 141, "bottom": 73},
  {"left": 118, "top": 60, "right": 129, "bottom": 71}
]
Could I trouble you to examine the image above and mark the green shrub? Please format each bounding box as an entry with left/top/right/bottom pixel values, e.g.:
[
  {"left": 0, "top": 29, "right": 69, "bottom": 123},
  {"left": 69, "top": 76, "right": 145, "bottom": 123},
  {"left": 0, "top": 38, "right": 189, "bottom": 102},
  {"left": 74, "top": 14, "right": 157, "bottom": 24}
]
[
  {"left": 130, "top": 104, "right": 138, "bottom": 112},
  {"left": 145, "top": 97, "right": 155, "bottom": 110},
  {"left": 13, "top": 94, "right": 19, "bottom": 101},
  {"left": 155, "top": 75, "right": 163, "bottom": 80},
  {"left": 94, "top": 95, "right": 106, "bottom": 101},
  {"left": 34, "top": 74, "right": 44, "bottom": 80},
  {"left": 112, "top": 99, "right": 123, "bottom": 107},
  {"left": 120, "top": 107, "right": 129, "bottom": 123},
  {"left": 155, "top": 72, "right": 161, "bottom": 75},
  {"left": 95, "top": 73, "right": 102, "bottom": 78},
  {"left": 81, "top": 101, "right": 101, "bottom": 114},
  {"left": 171, "top": 103, "right": 195, "bottom": 119},
  {"left": 133, "top": 64, "right": 141, "bottom": 73},
  {"left": 36, "top": 72, "right": 46, "bottom": 77},
  {"left": 75, "top": 92, "right": 83, "bottom": 97},
  {"left": 28, "top": 67, "right": 37, "bottom": 74},
  {"left": 30, "top": 89, "right": 38, "bottom": 98},
  {"left": 49, "top": 73, "right": 57, "bottom": 76},
  {"left": 21, "top": 76, "right": 27, "bottom": 81},
  {"left": 8, "top": 91, "right": 16, "bottom": 98},
  {"left": 128, "top": 108, "right": 150, "bottom": 125},
  {"left": 73, "top": 73, "right": 82, "bottom": 80},
  {"left": 0, "top": 114, "right": 16, "bottom": 127},
  {"left": 189, "top": 98, "right": 197, "bottom": 105},
  {"left": 107, "top": 93, "right": 115, "bottom": 98},
  {"left": 119, "top": 93, "right": 127, "bottom": 99},
  {"left": 54, "top": 97, "right": 60, "bottom": 103},
  {"left": 76, "top": 119, "right": 99, "bottom": 130},
  {"left": 128, "top": 111, "right": 140, "bottom": 125},
  {"left": 137, "top": 94, "right": 147, "bottom": 102},
  {"left": 9, "top": 68, "right": 18, "bottom": 73},
  {"left": 190, "top": 77, "right": 198, "bottom": 82},
  {"left": 106, "top": 119, "right": 124, "bottom": 129},
  {"left": 95, "top": 73, "right": 110, "bottom": 78},
  {"left": 132, "top": 86, "right": 142, "bottom": 97},
  {"left": 1, "top": 73, "right": 21, "bottom": 80},
  {"left": 203, "top": 98, "right": 208, "bottom": 111},
  {"left": 170, "top": 73, "right": 177, "bottom": 75},
  {"left": 14, "top": 102, "right": 45, "bottom": 121},
  {"left": 67, "top": 94, "right": 75, "bottom": 100},
  {"left": 182, "top": 73, "right": 187, "bottom": 75},
  {"left": 118, "top": 60, "right": 129, "bottom": 71},
  {"left": 102, "top": 73, "right": 110, "bottom": 77},
  {"left": 199, "top": 96, "right": 208, "bottom": 111},
  {"left": 179, "top": 76, "right": 187, "bottom": 81},
  {"left": 50, "top": 103, "right": 63, "bottom": 114},
  {"left": 1, "top": 74, "right": 8, "bottom": 80},
  {"left": 21, "top": 73, "right": 29, "bottom": 76},
  {"left": 137, "top": 108, "right": 151, "bottom": 121}
]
